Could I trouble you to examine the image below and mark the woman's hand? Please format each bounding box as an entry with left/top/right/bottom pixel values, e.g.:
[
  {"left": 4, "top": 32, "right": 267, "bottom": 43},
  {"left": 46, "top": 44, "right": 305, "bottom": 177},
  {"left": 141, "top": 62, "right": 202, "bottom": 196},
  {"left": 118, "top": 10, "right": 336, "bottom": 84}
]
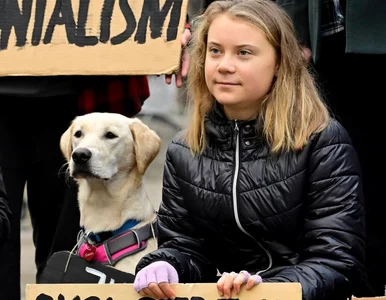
[
  {"left": 133, "top": 261, "right": 179, "bottom": 300},
  {"left": 165, "top": 28, "right": 191, "bottom": 87},
  {"left": 217, "top": 271, "right": 262, "bottom": 299},
  {"left": 302, "top": 46, "right": 312, "bottom": 63}
]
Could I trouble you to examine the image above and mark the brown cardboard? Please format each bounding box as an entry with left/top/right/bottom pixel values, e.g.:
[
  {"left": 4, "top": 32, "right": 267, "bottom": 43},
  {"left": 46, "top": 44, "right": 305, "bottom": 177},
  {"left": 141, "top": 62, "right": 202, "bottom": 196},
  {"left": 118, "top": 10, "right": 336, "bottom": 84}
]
[
  {"left": 352, "top": 296, "right": 386, "bottom": 300},
  {"left": 0, "top": 0, "right": 189, "bottom": 76},
  {"left": 26, "top": 282, "right": 302, "bottom": 299}
]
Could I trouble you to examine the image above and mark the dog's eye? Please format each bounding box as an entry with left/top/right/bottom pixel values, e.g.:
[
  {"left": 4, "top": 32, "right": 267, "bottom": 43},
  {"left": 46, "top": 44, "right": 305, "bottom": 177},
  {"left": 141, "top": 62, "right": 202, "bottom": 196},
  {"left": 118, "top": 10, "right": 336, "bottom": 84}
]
[
  {"left": 105, "top": 132, "right": 117, "bottom": 139},
  {"left": 74, "top": 131, "right": 82, "bottom": 138}
]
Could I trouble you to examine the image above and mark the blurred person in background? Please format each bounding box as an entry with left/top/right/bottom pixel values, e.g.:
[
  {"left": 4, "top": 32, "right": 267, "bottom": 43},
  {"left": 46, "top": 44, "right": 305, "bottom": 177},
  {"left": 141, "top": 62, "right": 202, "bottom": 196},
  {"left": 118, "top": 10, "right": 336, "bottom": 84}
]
[
  {"left": 274, "top": 0, "right": 386, "bottom": 295},
  {"left": 0, "top": 74, "right": 149, "bottom": 300}
]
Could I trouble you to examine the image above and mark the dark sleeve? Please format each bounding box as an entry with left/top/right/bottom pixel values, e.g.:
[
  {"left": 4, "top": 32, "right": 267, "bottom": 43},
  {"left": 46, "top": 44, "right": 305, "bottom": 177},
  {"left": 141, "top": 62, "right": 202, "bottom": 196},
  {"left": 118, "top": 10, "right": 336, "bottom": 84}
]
[
  {"left": 136, "top": 142, "right": 218, "bottom": 283},
  {"left": 264, "top": 121, "right": 366, "bottom": 300},
  {"left": 0, "top": 168, "right": 11, "bottom": 253},
  {"left": 204, "top": 0, "right": 215, "bottom": 9},
  {"left": 275, "top": 0, "right": 311, "bottom": 47}
]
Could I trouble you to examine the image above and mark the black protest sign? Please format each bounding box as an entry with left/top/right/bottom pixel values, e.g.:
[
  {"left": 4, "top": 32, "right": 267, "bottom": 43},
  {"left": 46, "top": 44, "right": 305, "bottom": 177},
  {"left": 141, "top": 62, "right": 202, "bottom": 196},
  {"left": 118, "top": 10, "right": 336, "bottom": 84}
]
[
  {"left": 26, "top": 283, "right": 302, "bottom": 300},
  {"left": 0, "top": 0, "right": 188, "bottom": 75}
]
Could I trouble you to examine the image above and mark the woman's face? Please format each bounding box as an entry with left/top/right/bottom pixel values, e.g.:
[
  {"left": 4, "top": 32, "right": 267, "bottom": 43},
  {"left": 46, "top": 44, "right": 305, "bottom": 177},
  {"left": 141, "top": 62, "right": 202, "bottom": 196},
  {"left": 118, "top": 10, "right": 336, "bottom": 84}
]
[{"left": 205, "top": 14, "right": 278, "bottom": 120}]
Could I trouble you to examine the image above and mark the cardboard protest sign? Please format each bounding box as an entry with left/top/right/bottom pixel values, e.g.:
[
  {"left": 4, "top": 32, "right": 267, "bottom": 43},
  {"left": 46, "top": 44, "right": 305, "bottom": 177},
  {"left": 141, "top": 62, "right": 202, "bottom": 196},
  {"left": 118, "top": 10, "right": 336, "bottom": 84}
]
[
  {"left": 26, "top": 283, "right": 302, "bottom": 300},
  {"left": 0, "top": 0, "right": 188, "bottom": 76},
  {"left": 352, "top": 298, "right": 386, "bottom": 300}
]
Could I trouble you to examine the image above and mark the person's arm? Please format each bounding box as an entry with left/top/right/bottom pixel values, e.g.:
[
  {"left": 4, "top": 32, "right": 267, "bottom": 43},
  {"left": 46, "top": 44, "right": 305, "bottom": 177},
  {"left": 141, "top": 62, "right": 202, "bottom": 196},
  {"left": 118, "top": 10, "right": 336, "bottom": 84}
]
[
  {"left": 0, "top": 168, "right": 11, "bottom": 253},
  {"left": 264, "top": 121, "right": 365, "bottom": 300},
  {"left": 275, "top": 0, "right": 312, "bottom": 62},
  {"left": 164, "top": 22, "right": 191, "bottom": 87},
  {"left": 276, "top": 0, "right": 310, "bottom": 47},
  {"left": 136, "top": 140, "right": 218, "bottom": 283},
  {"left": 204, "top": 0, "right": 215, "bottom": 9}
]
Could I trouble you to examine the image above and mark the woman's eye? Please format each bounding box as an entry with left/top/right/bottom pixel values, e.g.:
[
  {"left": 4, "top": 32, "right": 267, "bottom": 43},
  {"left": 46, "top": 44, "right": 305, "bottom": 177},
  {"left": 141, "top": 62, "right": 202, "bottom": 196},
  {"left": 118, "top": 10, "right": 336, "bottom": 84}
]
[
  {"left": 105, "top": 132, "right": 118, "bottom": 139},
  {"left": 239, "top": 50, "right": 250, "bottom": 56},
  {"left": 74, "top": 131, "right": 82, "bottom": 138},
  {"left": 210, "top": 48, "right": 220, "bottom": 54}
]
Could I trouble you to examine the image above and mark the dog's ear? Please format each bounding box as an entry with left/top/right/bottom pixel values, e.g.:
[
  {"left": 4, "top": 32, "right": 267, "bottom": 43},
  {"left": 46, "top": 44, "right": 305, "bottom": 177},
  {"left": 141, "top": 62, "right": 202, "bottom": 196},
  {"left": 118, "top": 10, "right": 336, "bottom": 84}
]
[
  {"left": 60, "top": 121, "right": 74, "bottom": 162},
  {"left": 129, "top": 118, "right": 161, "bottom": 175}
]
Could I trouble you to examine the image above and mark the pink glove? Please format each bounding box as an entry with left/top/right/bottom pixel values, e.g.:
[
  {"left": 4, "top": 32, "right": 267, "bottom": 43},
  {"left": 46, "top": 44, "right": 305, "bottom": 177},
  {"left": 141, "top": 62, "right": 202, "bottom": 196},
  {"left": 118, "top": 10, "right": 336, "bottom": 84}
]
[
  {"left": 134, "top": 261, "right": 179, "bottom": 292},
  {"left": 239, "top": 270, "right": 263, "bottom": 286}
]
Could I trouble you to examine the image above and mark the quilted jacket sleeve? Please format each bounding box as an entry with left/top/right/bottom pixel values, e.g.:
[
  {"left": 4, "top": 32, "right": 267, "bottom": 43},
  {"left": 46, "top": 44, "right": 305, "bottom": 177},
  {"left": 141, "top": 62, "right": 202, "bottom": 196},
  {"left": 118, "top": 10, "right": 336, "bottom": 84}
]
[
  {"left": 264, "top": 121, "right": 366, "bottom": 300},
  {"left": 275, "top": 0, "right": 310, "bottom": 47},
  {"left": 135, "top": 142, "right": 218, "bottom": 283},
  {"left": 0, "top": 168, "right": 11, "bottom": 253}
]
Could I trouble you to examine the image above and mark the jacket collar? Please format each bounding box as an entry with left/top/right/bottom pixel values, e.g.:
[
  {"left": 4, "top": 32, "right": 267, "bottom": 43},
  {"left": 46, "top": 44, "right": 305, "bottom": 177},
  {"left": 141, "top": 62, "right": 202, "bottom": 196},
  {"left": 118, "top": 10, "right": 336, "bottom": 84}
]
[{"left": 205, "top": 102, "right": 264, "bottom": 150}]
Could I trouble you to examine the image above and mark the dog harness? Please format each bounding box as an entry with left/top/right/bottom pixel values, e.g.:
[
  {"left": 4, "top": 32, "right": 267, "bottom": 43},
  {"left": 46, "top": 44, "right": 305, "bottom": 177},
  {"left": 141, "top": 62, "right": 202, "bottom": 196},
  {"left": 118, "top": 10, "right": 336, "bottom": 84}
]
[{"left": 77, "top": 219, "right": 157, "bottom": 266}]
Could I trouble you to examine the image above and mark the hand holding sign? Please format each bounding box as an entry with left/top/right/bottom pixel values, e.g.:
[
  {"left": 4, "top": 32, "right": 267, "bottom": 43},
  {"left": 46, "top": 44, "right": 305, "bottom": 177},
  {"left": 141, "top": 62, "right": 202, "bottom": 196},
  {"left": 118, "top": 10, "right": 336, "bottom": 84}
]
[
  {"left": 217, "top": 271, "right": 262, "bottom": 299},
  {"left": 134, "top": 261, "right": 179, "bottom": 300},
  {"left": 165, "top": 28, "right": 192, "bottom": 87}
]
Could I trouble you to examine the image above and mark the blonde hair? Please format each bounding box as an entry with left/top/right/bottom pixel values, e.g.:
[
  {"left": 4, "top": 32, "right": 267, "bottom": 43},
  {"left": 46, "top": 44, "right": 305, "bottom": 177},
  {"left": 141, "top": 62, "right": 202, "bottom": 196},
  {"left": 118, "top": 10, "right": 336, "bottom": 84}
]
[{"left": 186, "top": 0, "right": 330, "bottom": 154}]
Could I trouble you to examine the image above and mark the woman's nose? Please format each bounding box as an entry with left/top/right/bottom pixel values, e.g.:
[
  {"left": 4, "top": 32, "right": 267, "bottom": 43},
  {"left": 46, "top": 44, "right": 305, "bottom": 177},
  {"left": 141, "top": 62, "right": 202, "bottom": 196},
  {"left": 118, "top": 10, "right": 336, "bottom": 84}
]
[{"left": 217, "top": 55, "right": 236, "bottom": 73}]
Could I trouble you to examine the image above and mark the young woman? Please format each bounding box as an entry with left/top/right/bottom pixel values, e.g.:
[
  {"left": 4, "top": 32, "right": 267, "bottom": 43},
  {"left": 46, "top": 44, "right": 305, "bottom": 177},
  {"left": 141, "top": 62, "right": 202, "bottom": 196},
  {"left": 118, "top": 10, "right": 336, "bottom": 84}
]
[{"left": 133, "top": 1, "right": 365, "bottom": 299}]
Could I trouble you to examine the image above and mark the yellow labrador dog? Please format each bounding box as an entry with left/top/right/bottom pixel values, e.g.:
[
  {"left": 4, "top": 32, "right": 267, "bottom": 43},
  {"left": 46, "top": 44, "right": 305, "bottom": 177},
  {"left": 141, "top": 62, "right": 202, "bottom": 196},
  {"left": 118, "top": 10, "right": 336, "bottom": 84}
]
[{"left": 60, "top": 112, "right": 160, "bottom": 275}]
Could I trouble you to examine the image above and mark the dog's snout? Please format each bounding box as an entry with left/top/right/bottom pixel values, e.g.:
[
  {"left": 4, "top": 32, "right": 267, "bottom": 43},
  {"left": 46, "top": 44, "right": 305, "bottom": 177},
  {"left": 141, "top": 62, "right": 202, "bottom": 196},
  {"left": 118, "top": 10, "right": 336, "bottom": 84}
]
[{"left": 72, "top": 148, "right": 92, "bottom": 164}]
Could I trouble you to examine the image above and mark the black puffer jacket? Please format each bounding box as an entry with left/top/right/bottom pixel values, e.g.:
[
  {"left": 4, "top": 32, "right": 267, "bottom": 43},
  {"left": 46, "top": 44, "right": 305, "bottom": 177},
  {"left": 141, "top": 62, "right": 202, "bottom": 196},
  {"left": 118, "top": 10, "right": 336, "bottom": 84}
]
[{"left": 137, "top": 104, "right": 365, "bottom": 300}]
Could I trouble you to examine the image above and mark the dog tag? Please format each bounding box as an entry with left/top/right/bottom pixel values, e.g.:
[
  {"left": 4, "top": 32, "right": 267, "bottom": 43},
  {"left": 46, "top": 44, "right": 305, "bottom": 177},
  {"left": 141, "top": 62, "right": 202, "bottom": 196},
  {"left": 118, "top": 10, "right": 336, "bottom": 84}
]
[{"left": 83, "top": 244, "right": 97, "bottom": 261}]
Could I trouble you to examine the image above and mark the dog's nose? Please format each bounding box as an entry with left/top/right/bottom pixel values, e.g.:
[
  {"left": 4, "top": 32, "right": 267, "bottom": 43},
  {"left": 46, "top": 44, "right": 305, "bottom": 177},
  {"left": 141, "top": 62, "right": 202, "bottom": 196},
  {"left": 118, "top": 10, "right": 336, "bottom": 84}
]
[{"left": 72, "top": 148, "right": 92, "bottom": 164}]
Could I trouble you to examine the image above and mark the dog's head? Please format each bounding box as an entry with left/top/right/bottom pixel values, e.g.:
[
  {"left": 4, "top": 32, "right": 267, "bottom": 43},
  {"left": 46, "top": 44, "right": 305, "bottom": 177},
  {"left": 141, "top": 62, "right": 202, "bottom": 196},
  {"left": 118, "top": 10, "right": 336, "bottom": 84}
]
[{"left": 60, "top": 113, "right": 161, "bottom": 180}]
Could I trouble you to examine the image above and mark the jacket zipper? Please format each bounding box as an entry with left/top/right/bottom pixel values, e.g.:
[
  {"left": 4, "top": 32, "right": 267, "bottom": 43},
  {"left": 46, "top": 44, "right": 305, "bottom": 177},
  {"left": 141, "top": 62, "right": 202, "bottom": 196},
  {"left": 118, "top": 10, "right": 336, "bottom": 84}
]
[{"left": 232, "top": 120, "right": 273, "bottom": 274}]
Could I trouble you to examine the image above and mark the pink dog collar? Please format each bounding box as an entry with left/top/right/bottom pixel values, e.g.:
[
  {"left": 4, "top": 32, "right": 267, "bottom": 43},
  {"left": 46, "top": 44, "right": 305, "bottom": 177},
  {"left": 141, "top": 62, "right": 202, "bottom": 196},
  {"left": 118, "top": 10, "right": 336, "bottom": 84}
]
[
  {"left": 78, "top": 240, "right": 146, "bottom": 265},
  {"left": 77, "top": 220, "right": 156, "bottom": 266}
]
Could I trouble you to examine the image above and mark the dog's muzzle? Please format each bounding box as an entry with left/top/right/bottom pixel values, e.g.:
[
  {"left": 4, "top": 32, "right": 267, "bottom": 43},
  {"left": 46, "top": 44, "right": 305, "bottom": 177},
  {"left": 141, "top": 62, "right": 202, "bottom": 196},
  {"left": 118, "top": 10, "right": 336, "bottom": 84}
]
[
  {"left": 71, "top": 148, "right": 97, "bottom": 178},
  {"left": 72, "top": 148, "right": 92, "bottom": 164},
  {"left": 71, "top": 148, "right": 110, "bottom": 180}
]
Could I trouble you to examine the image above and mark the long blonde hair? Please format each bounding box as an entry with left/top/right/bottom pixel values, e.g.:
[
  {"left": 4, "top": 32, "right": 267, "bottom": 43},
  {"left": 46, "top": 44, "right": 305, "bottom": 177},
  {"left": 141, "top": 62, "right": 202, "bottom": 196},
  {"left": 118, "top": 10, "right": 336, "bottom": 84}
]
[{"left": 186, "top": 0, "right": 330, "bottom": 154}]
